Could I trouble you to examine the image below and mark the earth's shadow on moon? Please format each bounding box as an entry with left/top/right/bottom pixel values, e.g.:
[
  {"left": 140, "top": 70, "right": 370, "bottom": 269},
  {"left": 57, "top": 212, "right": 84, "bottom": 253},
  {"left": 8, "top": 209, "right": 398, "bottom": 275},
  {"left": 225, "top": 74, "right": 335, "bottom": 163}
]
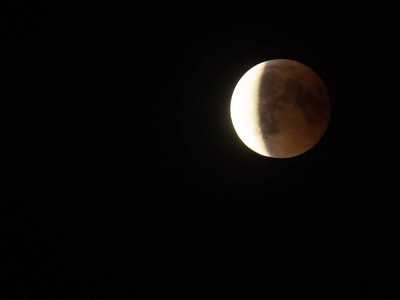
[{"left": 257, "top": 61, "right": 330, "bottom": 158}]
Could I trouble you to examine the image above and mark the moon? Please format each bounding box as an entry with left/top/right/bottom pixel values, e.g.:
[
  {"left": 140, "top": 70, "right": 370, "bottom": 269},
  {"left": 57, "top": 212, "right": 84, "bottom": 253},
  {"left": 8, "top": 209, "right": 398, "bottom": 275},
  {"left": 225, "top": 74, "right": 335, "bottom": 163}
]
[{"left": 230, "top": 59, "right": 330, "bottom": 158}]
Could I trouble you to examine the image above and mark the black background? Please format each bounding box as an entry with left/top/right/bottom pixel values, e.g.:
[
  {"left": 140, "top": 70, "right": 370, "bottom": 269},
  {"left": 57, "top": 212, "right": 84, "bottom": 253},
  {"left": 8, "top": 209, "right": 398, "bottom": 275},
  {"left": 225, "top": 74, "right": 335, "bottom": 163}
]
[{"left": 2, "top": 1, "right": 399, "bottom": 298}]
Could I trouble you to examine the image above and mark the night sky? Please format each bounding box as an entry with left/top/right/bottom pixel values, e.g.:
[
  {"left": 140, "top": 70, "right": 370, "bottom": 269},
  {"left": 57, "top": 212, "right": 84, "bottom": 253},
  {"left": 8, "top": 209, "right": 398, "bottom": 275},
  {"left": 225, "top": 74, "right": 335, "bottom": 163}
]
[{"left": 3, "top": 1, "right": 399, "bottom": 297}]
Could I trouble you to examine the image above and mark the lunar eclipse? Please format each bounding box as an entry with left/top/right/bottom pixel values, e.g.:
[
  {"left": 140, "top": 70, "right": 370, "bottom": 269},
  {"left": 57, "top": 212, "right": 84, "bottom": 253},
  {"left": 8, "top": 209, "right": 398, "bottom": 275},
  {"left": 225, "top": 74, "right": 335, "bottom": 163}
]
[{"left": 230, "top": 59, "right": 331, "bottom": 158}]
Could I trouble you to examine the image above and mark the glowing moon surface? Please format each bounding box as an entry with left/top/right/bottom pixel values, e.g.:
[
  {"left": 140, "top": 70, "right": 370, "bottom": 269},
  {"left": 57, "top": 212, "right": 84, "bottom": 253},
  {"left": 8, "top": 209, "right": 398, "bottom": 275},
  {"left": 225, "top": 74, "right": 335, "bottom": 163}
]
[{"left": 230, "top": 59, "right": 330, "bottom": 158}]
